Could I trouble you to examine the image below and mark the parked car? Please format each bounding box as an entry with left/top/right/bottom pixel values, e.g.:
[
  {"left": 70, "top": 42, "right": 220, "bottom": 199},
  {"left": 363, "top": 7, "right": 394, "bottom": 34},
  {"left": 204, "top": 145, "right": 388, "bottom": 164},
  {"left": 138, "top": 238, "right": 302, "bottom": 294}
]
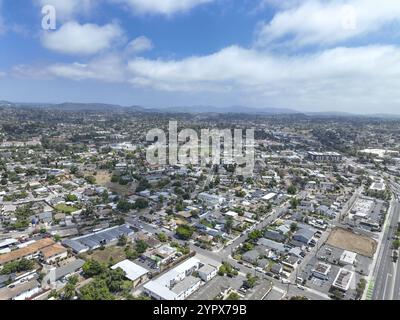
[
  {"left": 393, "top": 250, "right": 398, "bottom": 263},
  {"left": 296, "top": 277, "right": 304, "bottom": 284}
]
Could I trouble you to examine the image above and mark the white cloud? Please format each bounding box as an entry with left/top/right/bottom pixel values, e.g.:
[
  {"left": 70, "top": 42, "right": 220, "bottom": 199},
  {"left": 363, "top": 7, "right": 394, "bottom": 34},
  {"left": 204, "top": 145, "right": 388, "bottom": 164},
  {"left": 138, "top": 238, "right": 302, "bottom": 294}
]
[
  {"left": 12, "top": 64, "right": 54, "bottom": 79},
  {"left": 114, "top": 0, "right": 214, "bottom": 16},
  {"left": 41, "top": 21, "right": 124, "bottom": 55},
  {"left": 14, "top": 0, "right": 400, "bottom": 113},
  {"left": 47, "top": 55, "right": 126, "bottom": 82},
  {"left": 13, "top": 44, "right": 400, "bottom": 112},
  {"left": 125, "top": 45, "right": 400, "bottom": 112},
  {"left": 126, "top": 36, "right": 153, "bottom": 55},
  {"left": 36, "top": 0, "right": 94, "bottom": 21},
  {"left": 257, "top": 0, "right": 400, "bottom": 48}
]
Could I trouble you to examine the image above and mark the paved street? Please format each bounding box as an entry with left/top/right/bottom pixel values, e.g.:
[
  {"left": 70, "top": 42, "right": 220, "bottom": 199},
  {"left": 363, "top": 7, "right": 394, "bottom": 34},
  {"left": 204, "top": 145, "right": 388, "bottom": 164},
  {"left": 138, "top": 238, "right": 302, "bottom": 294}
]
[{"left": 370, "top": 182, "right": 400, "bottom": 300}]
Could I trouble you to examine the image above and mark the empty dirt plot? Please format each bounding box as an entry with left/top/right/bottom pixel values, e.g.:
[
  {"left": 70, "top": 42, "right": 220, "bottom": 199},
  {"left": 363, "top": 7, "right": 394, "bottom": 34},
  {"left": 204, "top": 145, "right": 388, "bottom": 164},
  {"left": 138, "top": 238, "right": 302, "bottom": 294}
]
[
  {"left": 95, "top": 170, "right": 111, "bottom": 186},
  {"left": 83, "top": 246, "right": 127, "bottom": 264},
  {"left": 327, "top": 228, "right": 377, "bottom": 257}
]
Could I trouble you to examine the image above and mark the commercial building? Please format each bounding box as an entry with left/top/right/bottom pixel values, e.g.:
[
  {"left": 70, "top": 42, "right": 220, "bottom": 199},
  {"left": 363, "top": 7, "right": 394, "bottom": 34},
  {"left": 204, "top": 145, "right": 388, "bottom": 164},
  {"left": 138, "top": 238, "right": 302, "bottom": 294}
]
[
  {"left": 262, "top": 193, "right": 277, "bottom": 201},
  {"left": 198, "top": 264, "right": 217, "bottom": 282},
  {"left": 332, "top": 268, "right": 354, "bottom": 292},
  {"left": 40, "top": 244, "right": 68, "bottom": 264},
  {"left": 0, "top": 279, "right": 41, "bottom": 300},
  {"left": 339, "top": 251, "right": 357, "bottom": 266},
  {"left": 144, "top": 257, "right": 204, "bottom": 300},
  {"left": 42, "top": 259, "right": 85, "bottom": 288},
  {"left": 0, "top": 238, "right": 55, "bottom": 267},
  {"left": 312, "top": 262, "right": 331, "bottom": 280},
  {"left": 198, "top": 193, "right": 225, "bottom": 207},
  {"left": 62, "top": 224, "right": 134, "bottom": 252}
]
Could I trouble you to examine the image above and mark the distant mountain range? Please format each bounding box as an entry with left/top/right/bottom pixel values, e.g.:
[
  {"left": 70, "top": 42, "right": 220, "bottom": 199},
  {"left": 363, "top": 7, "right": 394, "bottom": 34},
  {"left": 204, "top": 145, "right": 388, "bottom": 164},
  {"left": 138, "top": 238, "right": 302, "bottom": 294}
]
[
  {"left": 158, "top": 105, "right": 299, "bottom": 115},
  {"left": 1, "top": 100, "right": 400, "bottom": 118},
  {"left": 0, "top": 101, "right": 299, "bottom": 115}
]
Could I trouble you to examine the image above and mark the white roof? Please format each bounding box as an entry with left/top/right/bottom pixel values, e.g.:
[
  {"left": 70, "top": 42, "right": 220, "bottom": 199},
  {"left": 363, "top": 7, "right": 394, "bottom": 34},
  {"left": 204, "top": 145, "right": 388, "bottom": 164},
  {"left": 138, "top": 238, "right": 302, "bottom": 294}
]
[
  {"left": 2, "top": 204, "right": 16, "bottom": 212},
  {"left": 340, "top": 250, "right": 357, "bottom": 265},
  {"left": 111, "top": 260, "right": 148, "bottom": 281},
  {"left": 224, "top": 211, "right": 238, "bottom": 217},
  {"left": 144, "top": 257, "right": 200, "bottom": 300},
  {"left": 262, "top": 193, "right": 277, "bottom": 201},
  {"left": 332, "top": 268, "right": 354, "bottom": 291},
  {"left": 0, "top": 238, "right": 18, "bottom": 248},
  {"left": 144, "top": 280, "right": 178, "bottom": 300}
]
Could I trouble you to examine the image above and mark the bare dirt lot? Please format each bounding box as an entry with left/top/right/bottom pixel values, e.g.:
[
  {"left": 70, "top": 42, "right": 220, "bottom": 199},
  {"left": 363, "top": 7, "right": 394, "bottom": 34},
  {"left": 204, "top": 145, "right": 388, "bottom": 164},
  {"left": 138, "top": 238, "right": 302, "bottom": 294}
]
[
  {"left": 106, "top": 182, "right": 136, "bottom": 196},
  {"left": 83, "top": 246, "right": 127, "bottom": 264},
  {"left": 327, "top": 228, "right": 377, "bottom": 257},
  {"left": 95, "top": 170, "right": 111, "bottom": 186}
]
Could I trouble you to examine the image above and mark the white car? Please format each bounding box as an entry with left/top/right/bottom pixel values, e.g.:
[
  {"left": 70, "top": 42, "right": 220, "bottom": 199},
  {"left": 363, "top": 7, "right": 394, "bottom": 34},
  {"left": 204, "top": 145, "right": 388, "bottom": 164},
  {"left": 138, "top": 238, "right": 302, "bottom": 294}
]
[{"left": 282, "top": 279, "right": 291, "bottom": 284}]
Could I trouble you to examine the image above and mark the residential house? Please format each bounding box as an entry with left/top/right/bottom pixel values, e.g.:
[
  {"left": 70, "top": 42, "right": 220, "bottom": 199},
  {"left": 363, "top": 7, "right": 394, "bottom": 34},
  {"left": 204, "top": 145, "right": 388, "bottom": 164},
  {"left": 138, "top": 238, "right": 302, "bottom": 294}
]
[
  {"left": 40, "top": 244, "right": 68, "bottom": 264},
  {"left": 112, "top": 260, "right": 149, "bottom": 288},
  {"left": 293, "top": 229, "right": 315, "bottom": 245},
  {"left": 264, "top": 230, "right": 286, "bottom": 243},
  {"left": 242, "top": 250, "right": 260, "bottom": 264}
]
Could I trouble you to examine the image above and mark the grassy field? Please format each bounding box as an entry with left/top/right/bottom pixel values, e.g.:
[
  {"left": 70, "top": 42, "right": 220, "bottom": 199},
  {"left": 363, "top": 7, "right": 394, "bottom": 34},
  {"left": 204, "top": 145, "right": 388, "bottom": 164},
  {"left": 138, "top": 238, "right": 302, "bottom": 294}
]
[
  {"left": 55, "top": 204, "right": 79, "bottom": 214},
  {"left": 83, "top": 246, "right": 127, "bottom": 264},
  {"left": 327, "top": 228, "right": 377, "bottom": 257}
]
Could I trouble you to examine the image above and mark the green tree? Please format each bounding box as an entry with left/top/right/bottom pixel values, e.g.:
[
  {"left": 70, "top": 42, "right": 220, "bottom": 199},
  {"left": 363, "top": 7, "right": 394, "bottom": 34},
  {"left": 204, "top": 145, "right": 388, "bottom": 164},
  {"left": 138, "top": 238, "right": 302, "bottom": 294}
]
[
  {"left": 244, "top": 273, "right": 258, "bottom": 289},
  {"left": 125, "top": 247, "right": 139, "bottom": 260},
  {"left": 226, "top": 292, "right": 240, "bottom": 300},
  {"left": 117, "top": 199, "right": 133, "bottom": 213},
  {"left": 134, "top": 198, "right": 149, "bottom": 210},
  {"left": 225, "top": 217, "right": 234, "bottom": 234},
  {"left": 287, "top": 185, "right": 297, "bottom": 195},
  {"left": 290, "top": 197, "right": 300, "bottom": 209},
  {"left": 82, "top": 260, "right": 106, "bottom": 277},
  {"left": 100, "top": 268, "right": 126, "bottom": 293},
  {"left": 65, "top": 194, "right": 78, "bottom": 202},
  {"left": 248, "top": 230, "right": 263, "bottom": 241},
  {"left": 0, "top": 258, "right": 34, "bottom": 275},
  {"left": 242, "top": 242, "right": 254, "bottom": 252},
  {"left": 157, "top": 232, "right": 168, "bottom": 242},
  {"left": 235, "top": 190, "right": 246, "bottom": 198},
  {"left": 85, "top": 175, "right": 96, "bottom": 185},
  {"left": 176, "top": 225, "right": 194, "bottom": 240},
  {"left": 135, "top": 240, "right": 149, "bottom": 254},
  {"left": 70, "top": 166, "right": 79, "bottom": 175},
  {"left": 290, "top": 222, "right": 298, "bottom": 232},
  {"left": 118, "top": 235, "right": 128, "bottom": 247},
  {"left": 63, "top": 275, "right": 79, "bottom": 300},
  {"left": 79, "top": 279, "right": 114, "bottom": 300},
  {"left": 356, "top": 279, "right": 367, "bottom": 299}
]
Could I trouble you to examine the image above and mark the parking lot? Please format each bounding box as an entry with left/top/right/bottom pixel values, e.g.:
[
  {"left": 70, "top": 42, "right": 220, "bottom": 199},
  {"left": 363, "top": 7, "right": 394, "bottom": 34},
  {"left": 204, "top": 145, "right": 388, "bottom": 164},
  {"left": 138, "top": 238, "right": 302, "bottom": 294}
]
[{"left": 296, "top": 244, "right": 372, "bottom": 300}]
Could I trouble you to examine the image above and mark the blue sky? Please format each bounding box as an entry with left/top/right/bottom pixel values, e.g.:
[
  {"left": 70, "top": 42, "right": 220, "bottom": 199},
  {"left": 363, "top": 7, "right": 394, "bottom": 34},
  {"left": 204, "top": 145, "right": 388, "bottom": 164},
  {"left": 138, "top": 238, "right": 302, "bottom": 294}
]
[{"left": 1, "top": 0, "right": 400, "bottom": 114}]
